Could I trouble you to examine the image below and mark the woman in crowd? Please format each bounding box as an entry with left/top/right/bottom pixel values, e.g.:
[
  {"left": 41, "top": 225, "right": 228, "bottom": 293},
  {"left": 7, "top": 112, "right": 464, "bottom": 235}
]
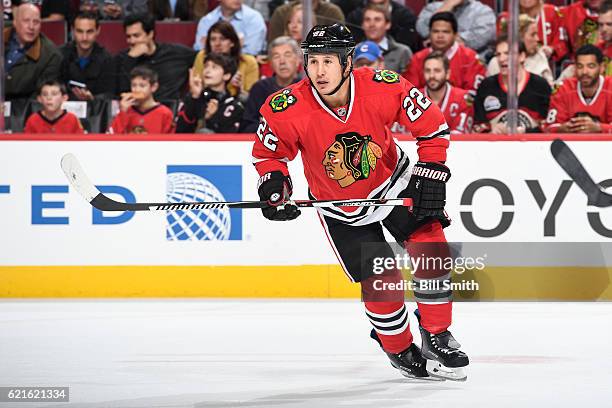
[
  {"left": 192, "top": 21, "right": 259, "bottom": 99},
  {"left": 148, "top": 0, "right": 208, "bottom": 21},
  {"left": 283, "top": 2, "right": 316, "bottom": 43},
  {"left": 488, "top": 14, "right": 554, "bottom": 86}
]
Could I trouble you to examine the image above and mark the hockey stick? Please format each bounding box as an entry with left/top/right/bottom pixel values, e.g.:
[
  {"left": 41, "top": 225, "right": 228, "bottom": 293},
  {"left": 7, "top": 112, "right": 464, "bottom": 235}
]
[
  {"left": 550, "top": 139, "right": 612, "bottom": 207},
  {"left": 60, "top": 153, "right": 413, "bottom": 212}
]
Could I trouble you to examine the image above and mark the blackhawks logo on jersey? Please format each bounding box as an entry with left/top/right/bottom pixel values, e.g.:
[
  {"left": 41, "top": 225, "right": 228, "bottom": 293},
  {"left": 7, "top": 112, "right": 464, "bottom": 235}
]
[
  {"left": 372, "top": 69, "right": 400, "bottom": 84},
  {"left": 322, "top": 132, "right": 383, "bottom": 188},
  {"left": 269, "top": 89, "right": 297, "bottom": 112}
]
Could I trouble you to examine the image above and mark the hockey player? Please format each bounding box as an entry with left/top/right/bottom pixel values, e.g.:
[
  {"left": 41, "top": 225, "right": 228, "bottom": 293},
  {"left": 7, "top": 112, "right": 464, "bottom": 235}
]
[
  {"left": 545, "top": 45, "right": 612, "bottom": 133},
  {"left": 423, "top": 51, "right": 473, "bottom": 134},
  {"left": 24, "top": 80, "right": 84, "bottom": 134},
  {"left": 252, "top": 23, "right": 469, "bottom": 381}
]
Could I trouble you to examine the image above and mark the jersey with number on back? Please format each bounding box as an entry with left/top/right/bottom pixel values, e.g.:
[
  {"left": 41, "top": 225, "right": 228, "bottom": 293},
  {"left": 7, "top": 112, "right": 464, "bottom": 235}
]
[
  {"left": 545, "top": 76, "right": 612, "bottom": 133},
  {"left": 252, "top": 67, "right": 450, "bottom": 225},
  {"left": 24, "top": 110, "right": 84, "bottom": 134},
  {"left": 424, "top": 83, "right": 473, "bottom": 134},
  {"left": 402, "top": 43, "right": 486, "bottom": 93}
]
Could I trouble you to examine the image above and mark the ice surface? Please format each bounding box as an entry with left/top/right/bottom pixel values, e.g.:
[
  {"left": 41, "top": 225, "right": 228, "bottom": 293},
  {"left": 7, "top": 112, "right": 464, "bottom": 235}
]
[{"left": 1, "top": 300, "right": 611, "bottom": 407}]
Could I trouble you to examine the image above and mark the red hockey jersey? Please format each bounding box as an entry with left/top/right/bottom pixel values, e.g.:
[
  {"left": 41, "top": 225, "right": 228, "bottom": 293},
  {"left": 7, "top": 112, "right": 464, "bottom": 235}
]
[
  {"left": 545, "top": 76, "right": 612, "bottom": 133},
  {"left": 424, "top": 83, "right": 473, "bottom": 134},
  {"left": 561, "top": 1, "right": 599, "bottom": 54},
  {"left": 498, "top": 4, "right": 568, "bottom": 61},
  {"left": 108, "top": 104, "right": 175, "bottom": 134},
  {"left": 252, "top": 68, "right": 450, "bottom": 225},
  {"left": 24, "top": 110, "right": 84, "bottom": 134},
  {"left": 596, "top": 39, "right": 612, "bottom": 76},
  {"left": 402, "top": 43, "right": 486, "bottom": 93}
]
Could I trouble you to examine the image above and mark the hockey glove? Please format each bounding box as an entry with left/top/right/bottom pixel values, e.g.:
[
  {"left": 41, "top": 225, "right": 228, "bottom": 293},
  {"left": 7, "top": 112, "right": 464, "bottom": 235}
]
[
  {"left": 257, "top": 171, "right": 301, "bottom": 221},
  {"left": 407, "top": 161, "right": 451, "bottom": 220}
]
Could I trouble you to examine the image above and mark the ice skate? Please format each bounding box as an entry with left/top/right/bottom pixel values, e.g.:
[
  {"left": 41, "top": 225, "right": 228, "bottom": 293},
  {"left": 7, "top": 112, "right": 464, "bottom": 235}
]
[
  {"left": 415, "top": 311, "right": 469, "bottom": 381},
  {"left": 370, "top": 329, "right": 444, "bottom": 381}
]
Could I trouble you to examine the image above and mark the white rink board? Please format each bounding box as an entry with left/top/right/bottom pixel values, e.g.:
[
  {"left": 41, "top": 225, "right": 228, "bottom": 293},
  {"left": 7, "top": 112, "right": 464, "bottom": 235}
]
[{"left": 0, "top": 140, "right": 611, "bottom": 265}]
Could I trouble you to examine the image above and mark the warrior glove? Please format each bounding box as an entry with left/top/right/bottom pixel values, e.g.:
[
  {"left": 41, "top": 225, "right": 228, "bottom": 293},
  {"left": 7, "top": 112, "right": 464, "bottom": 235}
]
[{"left": 257, "top": 171, "right": 301, "bottom": 221}]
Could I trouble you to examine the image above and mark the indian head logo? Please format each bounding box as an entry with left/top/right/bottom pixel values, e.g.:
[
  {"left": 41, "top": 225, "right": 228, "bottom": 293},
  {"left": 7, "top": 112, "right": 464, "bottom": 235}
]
[{"left": 322, "top": 132, "right": 382, "bottom": 188}]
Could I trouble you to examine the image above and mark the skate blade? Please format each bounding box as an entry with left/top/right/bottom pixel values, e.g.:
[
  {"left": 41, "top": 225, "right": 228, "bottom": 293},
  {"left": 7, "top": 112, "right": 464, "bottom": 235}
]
[
  {"left": 425, "top": 360, "right": 467, "bottom": 382},
  {"left": 391, "top": 362, "right": 445, "bottom": 381}
]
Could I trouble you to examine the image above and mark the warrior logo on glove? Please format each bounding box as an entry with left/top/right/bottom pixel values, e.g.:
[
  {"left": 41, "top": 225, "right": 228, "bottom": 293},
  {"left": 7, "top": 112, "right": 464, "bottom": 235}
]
[{"left": 322, "top": 132, "right": 382, "bottom": 188}]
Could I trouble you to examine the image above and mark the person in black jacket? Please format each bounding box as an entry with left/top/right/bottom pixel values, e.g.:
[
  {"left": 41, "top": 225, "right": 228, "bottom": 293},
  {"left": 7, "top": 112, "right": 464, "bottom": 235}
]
[
  {"left": 346, "top": 0, "right": 421, "bottom": 52},
  {"left": 240, "top": 36, "right": 302, "bottom": 133},
  {"left": 176, "top": 53, "right": 244, "bottom": 133},
  {"left": 59, "top": 12, "right": 114, "bottom": 100},
  {"left": 115, "top": 13, "right": 196, "bottom": 100}
]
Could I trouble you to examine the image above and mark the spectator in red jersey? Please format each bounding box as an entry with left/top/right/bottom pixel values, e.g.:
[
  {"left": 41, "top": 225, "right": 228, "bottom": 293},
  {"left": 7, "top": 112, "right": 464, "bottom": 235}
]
[
  {"left": 423, "top": 51, "right": 473, "bottom": 134},
  {"left": 176, "top": 53, "right": 244, "bottom": 133},
  {"left": 597, "top": 0, "right": 612, "bottom": 75},
  {"left": 24, "top": 80, "right": 84, "bottom": 134},
  {"left": 148, "top": 0, "right": 209, "bottom": 21},
  {"left": 497, "top": 0, "right": 568, "bottom": 61},
  {"left": 361, "top": 3, "right": 412, "bottom": 73},
  {"left": 562, "top": 0, "right": 604, "bottom": 55},
  {"left": 109, "top": 66, "right": 175, "bottom": 134},
  {"left": 489, "top": 14, "right": 554, "bottom": 86},
  {"left": 4, "top": 3, "right": 62, "bottom": 100},
  {"left": 403, "top": 12, "right": 485, "bottom": 94},
  {"left": 417, "top": 0, "right": 495, "bottom": 56},
  {"left": 545, "top": 45, "right": 612, "bottom": 133},
  {"left": 474, "top": 38, "right": 551, "bottom": 134}
]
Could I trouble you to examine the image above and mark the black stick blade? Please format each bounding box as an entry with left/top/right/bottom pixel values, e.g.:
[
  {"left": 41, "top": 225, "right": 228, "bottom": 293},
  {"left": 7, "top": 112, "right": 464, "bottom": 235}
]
[{"left": 550, "top": 139, "right": 612, "bottom": 207}]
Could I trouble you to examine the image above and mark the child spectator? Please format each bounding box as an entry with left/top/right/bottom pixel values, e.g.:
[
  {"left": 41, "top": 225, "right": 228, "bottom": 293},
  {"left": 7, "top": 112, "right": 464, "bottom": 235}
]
[
  {"left": 177, "top": 53, "right": 244, "bottom": 133},
  {"left": 24, "top": 80, "right": 84, "bottom": 134},
  {"left": 545, "top": 45, "right": 612, "bottom": 133},
  {"left": 109, "top": 66, "right": 175, "bottom": 134}
]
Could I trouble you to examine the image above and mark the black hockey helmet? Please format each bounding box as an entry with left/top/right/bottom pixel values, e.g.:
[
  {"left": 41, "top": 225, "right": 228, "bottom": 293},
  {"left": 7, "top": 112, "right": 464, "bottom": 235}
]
[{"left": 301, "top": 23, "right": 356, "bottom": 69}]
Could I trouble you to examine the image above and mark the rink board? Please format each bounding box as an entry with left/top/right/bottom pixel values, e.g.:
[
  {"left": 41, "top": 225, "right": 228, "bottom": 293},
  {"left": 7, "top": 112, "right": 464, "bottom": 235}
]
[{"left": 0, "top": 135, "right": 611, "bottom": 299}]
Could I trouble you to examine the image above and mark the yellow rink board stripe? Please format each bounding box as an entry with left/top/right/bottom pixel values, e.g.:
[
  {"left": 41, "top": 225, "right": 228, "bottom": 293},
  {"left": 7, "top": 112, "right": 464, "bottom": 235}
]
[{"left": 0, "top": 265, "right": 611, "bottom": 300}]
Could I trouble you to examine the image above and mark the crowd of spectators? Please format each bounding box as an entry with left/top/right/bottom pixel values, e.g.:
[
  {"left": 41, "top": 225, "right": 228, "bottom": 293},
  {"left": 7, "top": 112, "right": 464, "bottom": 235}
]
[{"left": 2, "top": 0, "right": 612, "bottom": 134}]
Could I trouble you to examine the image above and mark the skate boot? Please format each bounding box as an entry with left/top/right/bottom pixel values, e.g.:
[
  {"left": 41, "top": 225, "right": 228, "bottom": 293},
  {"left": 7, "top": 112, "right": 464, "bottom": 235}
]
[
  {"left": 370, "top": 329, "right": 443, "bottom": 381},
  {"left": 414, "top": 311, "right": 469, "bottom": 381}
]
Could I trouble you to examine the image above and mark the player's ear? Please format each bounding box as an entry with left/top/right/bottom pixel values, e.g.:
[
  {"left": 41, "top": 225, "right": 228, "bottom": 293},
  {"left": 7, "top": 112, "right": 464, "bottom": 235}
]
[
  {"left": 223, "top": 72, "right": 232, "bottom": 83},
  {"left": 445, "top": 69, "right": 451, "bottom": 81},
  {"left": 62, "top": 94, "right": 69, "bottom": 102},
  {"left": 151, "top": 81, "right": 159, "bottom": 93}
]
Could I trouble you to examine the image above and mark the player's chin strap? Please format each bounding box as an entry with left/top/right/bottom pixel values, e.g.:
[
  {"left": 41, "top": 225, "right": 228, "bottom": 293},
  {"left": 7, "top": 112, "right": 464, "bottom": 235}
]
[{"left": 324, "top": 61, "right": 353, "bottom": 96}]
